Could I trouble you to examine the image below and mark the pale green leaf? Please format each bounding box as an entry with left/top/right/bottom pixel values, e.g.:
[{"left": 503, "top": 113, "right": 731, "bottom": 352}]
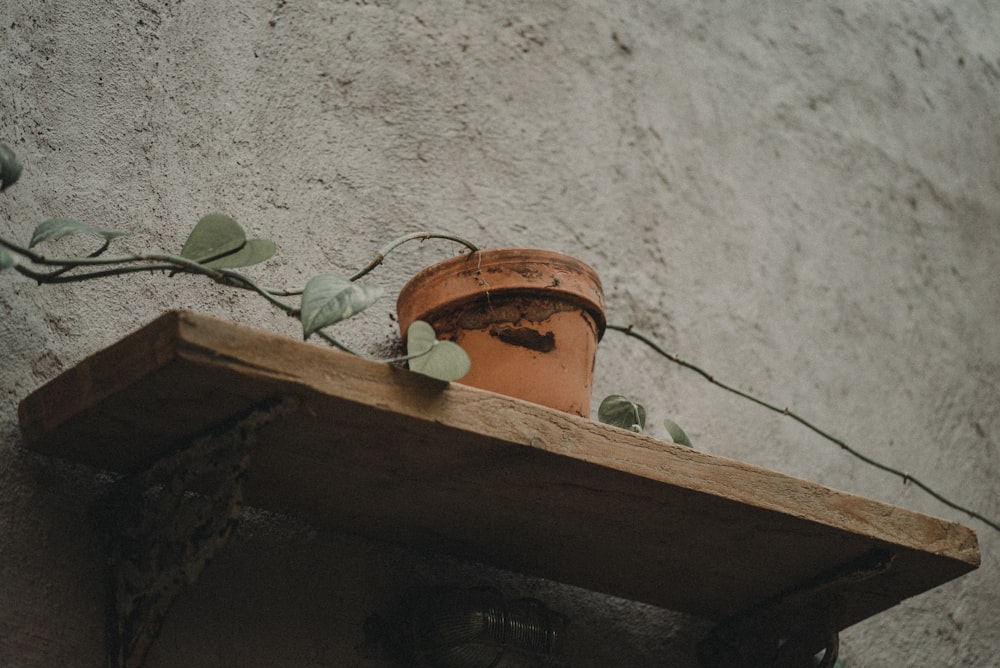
[
  {"left": 0, "top": 143, "right": 23, "bottom": 192},
  {"left": 29, "top": 218, "right": 127, "bottom": 248},
  {"left": 812, "top": 653, "right": 844, "bottom": 668},
  {"left": 598, "top": 395, "right": 646, "bottom": 432},
  {"left": 180, "top": 214, "right": 246, "bottom": 263},
  {"left": 0, "top": 246, "right": 16, "bottom": 270},
  {"left": 300, "top": 275, "right": 384, "bottom": 339},
  {"left": 406, "top": 320, "right": 471, "bottom": 382},
  {"left": 664, "top": 418, "right": 693, "bottom": 448},
  {"left": 203, "top": 238, "right": 276, "bottom": 268}
]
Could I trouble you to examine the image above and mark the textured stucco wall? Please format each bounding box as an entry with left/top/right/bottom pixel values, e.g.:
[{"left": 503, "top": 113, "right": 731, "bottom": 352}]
[{"left": 2, "top": 1, "right": 998, "bottom": 666}]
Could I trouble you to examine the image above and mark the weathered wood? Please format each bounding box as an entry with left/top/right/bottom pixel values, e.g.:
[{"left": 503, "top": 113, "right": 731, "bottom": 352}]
[{"left": 19, "top": 310, "right": 979, "bottom": 627}]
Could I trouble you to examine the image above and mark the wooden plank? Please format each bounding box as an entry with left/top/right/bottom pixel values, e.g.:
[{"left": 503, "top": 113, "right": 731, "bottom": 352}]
[{"left": 18, "top": 310, "right": 980, "bottom": 626}]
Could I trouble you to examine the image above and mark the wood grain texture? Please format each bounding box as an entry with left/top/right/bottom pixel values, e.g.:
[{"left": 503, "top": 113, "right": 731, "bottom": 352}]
[{"left": 18, "top": 311, "right": 979, "bottom": 626}]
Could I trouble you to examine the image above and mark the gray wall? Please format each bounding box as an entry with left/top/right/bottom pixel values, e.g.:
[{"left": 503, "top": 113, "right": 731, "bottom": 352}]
[{"left": 2, "top": 1, "right": 998, "bottom": 666}]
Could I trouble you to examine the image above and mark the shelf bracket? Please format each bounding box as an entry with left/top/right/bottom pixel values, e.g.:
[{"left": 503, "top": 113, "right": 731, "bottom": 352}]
[
  {"left": 94, "top": 395, "right": 301, "bottom": 668},
  {"left": 697, "top": 549, "right": 895, "bottom": 668}
]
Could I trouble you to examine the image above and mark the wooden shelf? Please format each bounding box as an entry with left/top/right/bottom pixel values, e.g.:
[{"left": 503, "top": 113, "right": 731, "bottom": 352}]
[{"left": 19, "top": 310, "right": 979, "bottom": 632}]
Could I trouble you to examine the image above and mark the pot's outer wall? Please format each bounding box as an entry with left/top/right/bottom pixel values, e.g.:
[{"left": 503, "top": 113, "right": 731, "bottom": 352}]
[
  {"left": 2, "top": 2, "right": 1000, "bottom": 667},
  {"left": 397, "top": 248, "right": 606, "bottom": 416}
]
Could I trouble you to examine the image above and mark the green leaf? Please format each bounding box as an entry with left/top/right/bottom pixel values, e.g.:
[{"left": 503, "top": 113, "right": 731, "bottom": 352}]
[
  {"left": 598, "top": 395, "right": 646, "bottom": 432},
  {"left": 406, "top": 320, "right": 471, "bottom": 382},
  {"left": 0, "top": 246, "right": 16, "bottom": 270},
  {"left": 29, "top": 218, "right": 127, "bottom": 248},
  {"left": 180, "top": 214, "right": 246, "bottom": 263},
  {"left": 812, "top": 653, "right": 844, "bottom": 668},
  {"left": 664, "top": 418, "right": 693, "bottom": 448},
  {"left": 0, "top": 143, "right": 23, "bottom": 192},
  {"left": 300, "top": 274, "right": 384, "bottom": 339},
  {"left": 203, "top": 238, "right": 276, "bottom": 268}
]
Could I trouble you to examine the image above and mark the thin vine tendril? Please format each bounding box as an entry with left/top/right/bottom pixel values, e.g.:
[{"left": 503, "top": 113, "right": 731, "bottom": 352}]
[{"left": 607, "top": 323, "right": 1000, "bottom": 534}]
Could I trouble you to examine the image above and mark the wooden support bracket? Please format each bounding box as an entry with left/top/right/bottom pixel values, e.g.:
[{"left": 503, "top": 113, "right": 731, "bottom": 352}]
[
  {"left": 93, "top": 395, "right": 301, "bottom": 668},
  {"left": 697, "top": 549, "right": 895, "bottom": 668}
]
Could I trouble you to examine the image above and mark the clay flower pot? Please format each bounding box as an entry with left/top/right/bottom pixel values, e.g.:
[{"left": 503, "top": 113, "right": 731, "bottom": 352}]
[{"left": 397, "top": 248, "right": 606, "bottom": 417}]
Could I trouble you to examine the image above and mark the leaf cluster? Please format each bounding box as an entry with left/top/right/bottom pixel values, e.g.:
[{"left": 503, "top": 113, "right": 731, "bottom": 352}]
[
  {"left": 0, "top": 142, "right": 472, "bottom": 381},
  {"left": 597, "top": 394, "right": 693, "bottom": 447}
]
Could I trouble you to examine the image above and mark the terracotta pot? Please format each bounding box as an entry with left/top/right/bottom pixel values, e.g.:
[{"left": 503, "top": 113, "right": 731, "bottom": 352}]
[{"left": 397, "top": 248, "right": 606, "bottom": 417}]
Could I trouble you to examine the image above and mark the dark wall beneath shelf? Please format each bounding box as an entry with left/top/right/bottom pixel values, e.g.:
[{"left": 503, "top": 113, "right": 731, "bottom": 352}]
[{"left": 144, "top": 506, "right": 711, "bottom": 667}]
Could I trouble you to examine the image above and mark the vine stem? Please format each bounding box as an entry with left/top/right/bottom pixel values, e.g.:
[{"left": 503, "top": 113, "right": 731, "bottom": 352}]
[
  {"left": 1, "top": 238, "right": 229, "bottom": 279},
  {"left": 2, "top": 229, "right": 478, "bottom": 365},
  {"left": 311, "top": 328, "right": 443, "bottom": 366},
  {"left": 606, "top": 323, "right": 1000, "bottom": 534},
  {"left": 349, "top": 231, "right": 479, "bottom": 282},
  {"left": 1, "top": 228, "right": 479, "bottom": 290}
]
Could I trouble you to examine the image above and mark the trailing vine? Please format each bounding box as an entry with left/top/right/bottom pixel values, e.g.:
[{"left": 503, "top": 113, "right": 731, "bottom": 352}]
[
  {"left": 2, "top": 142, "right": 997, "bottom": 535},
  {"left": 0, "top": 143, "right": 473, "bottom": 381},
  {"left": 606, "top": 323, "right": 1000, "bottom": 534}
]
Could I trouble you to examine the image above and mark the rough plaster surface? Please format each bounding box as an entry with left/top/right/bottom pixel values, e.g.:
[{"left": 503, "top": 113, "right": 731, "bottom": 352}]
[{"left": 1, "top": 1, "right": 998, "bottom": 666}]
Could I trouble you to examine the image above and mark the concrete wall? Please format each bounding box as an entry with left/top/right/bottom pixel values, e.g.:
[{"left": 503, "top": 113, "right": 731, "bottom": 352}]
[{"left": 2, "top": 1, "right": 998, "bottom": 665}]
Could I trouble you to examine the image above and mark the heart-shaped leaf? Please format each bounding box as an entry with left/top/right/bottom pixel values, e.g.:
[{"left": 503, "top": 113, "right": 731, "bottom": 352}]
[
  {"left": 300, "top": 275, "right": 384, "bottom": 339},
  {"left": 180, "top": 214, "right": 246, "bottom": 263},
  {"left": 664, "top": 419, "right": 693, "bottom": 448},
  {"left": 0, "top": 143, "right": 23, "bottom": 192},
  {"left": 29, "top": 218, "right": 128, "bottom": 248},
  {"left": 203, "top": 238, "right": 276, "bottom": 268},
  {"left": 406, "top": 320, "right": 471, "bottom": 382},
  {"left": 0, "top": 246, "right": 16, "bottom": 270},
  {"left": 812, "top": 653, "right": 845, "bottom": 668},
  {"left": 598, "top": 395, "right": 646, "bottom": 432}
]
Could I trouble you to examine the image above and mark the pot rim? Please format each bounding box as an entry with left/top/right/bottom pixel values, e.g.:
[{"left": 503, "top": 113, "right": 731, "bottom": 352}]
[{"left": 397, "top": 247, "right": 606, "bottom": 338}]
